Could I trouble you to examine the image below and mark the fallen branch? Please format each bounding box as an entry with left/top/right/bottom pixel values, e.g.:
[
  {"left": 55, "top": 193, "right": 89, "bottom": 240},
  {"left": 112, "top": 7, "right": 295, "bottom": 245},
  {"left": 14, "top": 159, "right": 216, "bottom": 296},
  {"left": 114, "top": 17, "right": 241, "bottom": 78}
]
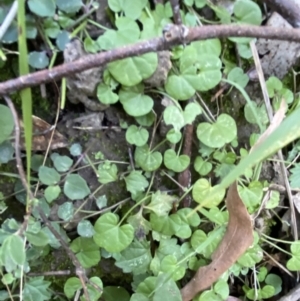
[{"left": 1, "top": 24, "right": 300, "bottom": 95}]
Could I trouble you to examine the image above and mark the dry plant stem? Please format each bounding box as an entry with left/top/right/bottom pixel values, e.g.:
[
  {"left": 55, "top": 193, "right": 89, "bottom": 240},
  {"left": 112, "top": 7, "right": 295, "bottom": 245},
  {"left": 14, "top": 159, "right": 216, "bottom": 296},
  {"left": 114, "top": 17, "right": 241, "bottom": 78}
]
[
  {"left": 3, "top": 95, "right": 31, "bottom": 237},
  {"left": 3, "top": 95, "right": 95, "bottom": 301},
  {"left": 34, "top": 84, "right": 61, "bottom": 197},
  {"left": 2, "top": 25, "right": 300, "bottom": 95},
  {"left": 178, "top": 101, "right": 194, "bottom": 207},
  {"left": 178, "top": 125, "right": 193, "bottom": 207},
  {"left": 250, "top": 41, "right": 298, "bottom": 241},
  {"left": 0, "top": 270, "right": 14, "bottom": 301},
  {"left": 37, "top": 209, "right": 97, "bottom": 300},
  {"left": 262, "top": 250, "right": 294, "bottom": 278},
  {"left": 278, "top": 282, "right": 300, "bottom": 301},
  {"left": 170, "top": 0, "right": 182, "bottom": 25},
  {"left": 260, "top": 0, "right": 300, "bottom": 27},
  {"left": 28, "top": 270, "right": 71, "bottom": 276}
]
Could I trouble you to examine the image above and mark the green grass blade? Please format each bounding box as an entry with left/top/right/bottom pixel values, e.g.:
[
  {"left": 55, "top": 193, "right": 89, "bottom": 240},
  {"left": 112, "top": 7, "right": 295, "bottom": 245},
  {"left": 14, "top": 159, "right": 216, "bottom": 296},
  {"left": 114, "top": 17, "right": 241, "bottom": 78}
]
[
  {"left": 194, "top": 105, "right": 300, "bottom": 210},
  {"left": 17, "top": 0, "right": 32, "bottom": 199}
]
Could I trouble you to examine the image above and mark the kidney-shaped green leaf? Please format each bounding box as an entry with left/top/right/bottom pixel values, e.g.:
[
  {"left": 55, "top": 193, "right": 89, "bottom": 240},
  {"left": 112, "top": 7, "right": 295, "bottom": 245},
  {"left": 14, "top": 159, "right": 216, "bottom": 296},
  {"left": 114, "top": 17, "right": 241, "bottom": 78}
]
[
  {"left": 109, "top": 53, "right": 158, "bottom": 86},
  {"left": 164, "top": 149, "right": 190, "bottom": 172},
  {"left": 93, "top": 213, "right": 134, "bottom": 253},
  {"left": 134, "top": 145, "right": 162, "bottom": 172},
  {"left": 63, "top": 174, "right": 90, "bottom": 200},
  {"left": 0, "top": 105, "right": 14, "bottom": 144},
  {"left": 196, "top": 114, "right": 237, "bottom": 148}
]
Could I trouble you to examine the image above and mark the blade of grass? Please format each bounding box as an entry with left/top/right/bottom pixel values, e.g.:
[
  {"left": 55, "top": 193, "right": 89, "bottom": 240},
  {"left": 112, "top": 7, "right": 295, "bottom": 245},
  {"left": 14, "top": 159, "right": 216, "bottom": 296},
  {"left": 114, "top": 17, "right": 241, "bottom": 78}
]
[{"left": 17, "top": 0, "right": 32, "bottom": 203}]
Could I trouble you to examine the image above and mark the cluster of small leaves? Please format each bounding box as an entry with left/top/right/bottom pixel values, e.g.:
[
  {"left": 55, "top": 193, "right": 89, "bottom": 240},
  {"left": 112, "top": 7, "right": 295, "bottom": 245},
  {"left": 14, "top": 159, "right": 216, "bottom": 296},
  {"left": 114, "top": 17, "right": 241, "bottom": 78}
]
[
  {"left": 2, "top": 0, "right": 300, "bottom": 300},
  {"left": 0, "top": 0, "right": 86, "bottom": 68}
]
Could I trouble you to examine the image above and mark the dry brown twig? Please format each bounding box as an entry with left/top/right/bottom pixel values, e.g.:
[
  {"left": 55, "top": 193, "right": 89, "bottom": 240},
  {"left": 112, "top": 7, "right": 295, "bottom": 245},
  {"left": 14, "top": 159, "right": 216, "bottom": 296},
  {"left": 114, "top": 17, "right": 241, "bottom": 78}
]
[
  {"left": 1, "top": 25, "right": 300, "bottom": 95},
  {"left": 3, "top": 95, "right": 103, "bottom": 301},
  {"left": 170, "top": 0, "right": 182, "bottom": 25}
]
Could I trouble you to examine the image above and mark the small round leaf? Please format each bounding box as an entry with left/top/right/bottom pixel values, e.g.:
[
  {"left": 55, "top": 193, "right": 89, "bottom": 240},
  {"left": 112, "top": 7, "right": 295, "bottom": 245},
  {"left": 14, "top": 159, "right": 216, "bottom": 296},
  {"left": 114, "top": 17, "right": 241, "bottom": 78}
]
[
  {"left": 0, "top": 105, "right": 14, "bottom": 144},
  {"left": 93, "top": 213, "right": 134, "bottom": 253},
  {"left": 64, "top": 174, "right": 90, "bottom": 200},
  {"left": 196, "top": 114, "right": 237, "bottom": 148},
  {"left": 192, "top": 178, "right": 225, "bottom": 208},
  {"left": 38, "top": 166, "right": 61, "bottom": 185},
  {"left": 28, "top": 51, "right": 49, "bottom": 69}
]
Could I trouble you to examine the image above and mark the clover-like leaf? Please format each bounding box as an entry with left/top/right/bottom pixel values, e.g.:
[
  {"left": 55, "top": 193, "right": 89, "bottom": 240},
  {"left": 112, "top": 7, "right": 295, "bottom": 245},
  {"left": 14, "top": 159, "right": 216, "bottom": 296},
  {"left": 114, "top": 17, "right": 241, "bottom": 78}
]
[
  {"left": 93, "top": 213, "right": 134, "bottom": 253},
  {"left": 23, "top": 277, "right": 51, "bottom": 301},
  {"left": 164, "top": 149, "right": 190, "bottom": 173},
  {"left": 183, "top": 102, "right": 202, "bottom": 125},
  {"left": 144, "top": 191, "right": 176, "bottom": 216},
  {"left": 97, "top": 17, "right": 140, "bottom": 50},
  {"left": 238, "top": 181, "right": 263, "bottom": 211},
  {"left": 28, "top": 0, "right": 55, "bottom": 17},
  {"left": 196, "top": 55, "right": 222, "bottom": 91},
  {"left": 196, "top": 114, "right": 237, "bottom": 148},
  {"left": 244, "top": 101, "right": 269, "bottom": 126},
  {"left": 1, "top": 235, "right": 25, "bottom": 266},
  {"left": 160, "top": 255, "right": 185, "bottom": 281},
  {"left": 266, "top": 76, "right": 283, "bottom": 98},
  {"left": 194, "top": 156, "right": 212, "bottom": 176},
  {"left": 56, "top": 30, "right": 70, "bottom": 51},
  {"left": 77, "top": 220, "right": 95, "bottom": 238},
  {"left": 126, "top": 1, "right": 148, "bottom": 19},
  {"left": 192, "top": 178, "right": 225, "bottom": 208},
  {"left": 64, "top": 174, "right": 90, "bottom": 200},
  {"left": 97, "top": 83, "right": 119, "bottom": 104},
  {"left": 113, "top": 240, "right": 151, "bottom": 274},
  {"left": 163, "top": 106, "right": 185, "bottom": 131},
  {"left": 58, "top": 202, "right": 74, "bottom": 221},
  {"left": 70, "top": 237, "right": 100, "bottom": 268},
  {"left": 166, "top": 129, "right": 182, "bottom": 144},
  {"left": 150, "top": 213, "right": 181, "bottom": 236},
  {"left": 38, "top": 166, "right": 61, "bottom": 186},
  {"left": 228, "top": 67, "right": 249, "bottom": 88},
  {"left": 135, "top": 112, "right": 155, "bottom": 127},
  {"left": 26, "top": 230, "right": 49, "bottom": 247},
  {"left": 165, "top": 74, "right": 196, "bottom": 101},
  {"left": 119, "top": 86, "right": 154, "bottom": 116},
  {"left": 192, "top": 39, "right": 222, "bottom": 57},
  {"left": 109, "top": 53, "right": 158, "bottom": 86},
  {"left": 44, "top": 185, "right": 61, "bottom": 203},
  {"left": 0, "top": 105, "right": 14, "bottom": 144},
  {"left": 98, "top": 163, "right": 118, "bottom": 184},
  {"left": 126, "top": 125, "right": 149, "bottom": 146},
  {"left": 134, "top": 145, "right": 162, "bottom": 171},
  {"left": 28, "top": 51, "right": 49, "bottom": 69},
  {"left": 53, "top": 155, "right": 73, "bottom": 172},
  {"left": 56, "top": 0, "right": 82, "bottom": 14},
  {"left": 124, "top": 171, "right": 149, "bottom": 195},
  {"left": 234, "top": 0, "right": 262, "bottom": 25}
]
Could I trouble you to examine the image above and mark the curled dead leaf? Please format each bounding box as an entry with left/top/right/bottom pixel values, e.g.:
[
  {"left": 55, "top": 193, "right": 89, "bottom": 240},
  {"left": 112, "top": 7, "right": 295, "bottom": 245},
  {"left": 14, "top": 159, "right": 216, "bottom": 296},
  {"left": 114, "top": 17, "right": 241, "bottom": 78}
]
[{"left": 181, "top": 182, "right": 253, "bottom": 301}]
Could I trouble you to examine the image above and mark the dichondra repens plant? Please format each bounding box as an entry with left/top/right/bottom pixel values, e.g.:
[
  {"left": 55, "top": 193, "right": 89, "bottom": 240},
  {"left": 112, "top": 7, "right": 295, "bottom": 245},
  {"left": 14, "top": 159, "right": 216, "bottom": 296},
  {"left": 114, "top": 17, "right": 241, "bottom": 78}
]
[{"left": 1, "top": 0, "right": 300, "bottom": 301}]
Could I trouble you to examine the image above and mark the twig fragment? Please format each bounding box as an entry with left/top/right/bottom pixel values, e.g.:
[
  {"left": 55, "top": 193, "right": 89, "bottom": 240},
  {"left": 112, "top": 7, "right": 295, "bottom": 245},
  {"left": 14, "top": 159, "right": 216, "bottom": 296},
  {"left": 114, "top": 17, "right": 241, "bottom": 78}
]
[{"left": 2, "top": 25, "right": 300, "bottom": 95}]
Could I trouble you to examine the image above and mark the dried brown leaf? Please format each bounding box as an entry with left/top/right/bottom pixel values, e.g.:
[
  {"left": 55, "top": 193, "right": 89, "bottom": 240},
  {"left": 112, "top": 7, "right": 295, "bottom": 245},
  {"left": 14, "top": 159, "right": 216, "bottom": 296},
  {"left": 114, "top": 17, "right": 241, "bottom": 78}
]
[
  {"left": 181, "top": 182, "right": 253, "bottom": 301},
  {"left": 18, "top": 116, "right": 68, "bottom": 151}
]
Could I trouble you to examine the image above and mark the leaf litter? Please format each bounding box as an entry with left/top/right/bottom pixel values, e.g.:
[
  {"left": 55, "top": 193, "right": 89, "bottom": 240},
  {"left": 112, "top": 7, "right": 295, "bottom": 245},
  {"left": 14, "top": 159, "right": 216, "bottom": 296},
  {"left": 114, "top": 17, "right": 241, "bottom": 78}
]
[{"left": 181, "top": 182, "right": 254, "bottom": 301}]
